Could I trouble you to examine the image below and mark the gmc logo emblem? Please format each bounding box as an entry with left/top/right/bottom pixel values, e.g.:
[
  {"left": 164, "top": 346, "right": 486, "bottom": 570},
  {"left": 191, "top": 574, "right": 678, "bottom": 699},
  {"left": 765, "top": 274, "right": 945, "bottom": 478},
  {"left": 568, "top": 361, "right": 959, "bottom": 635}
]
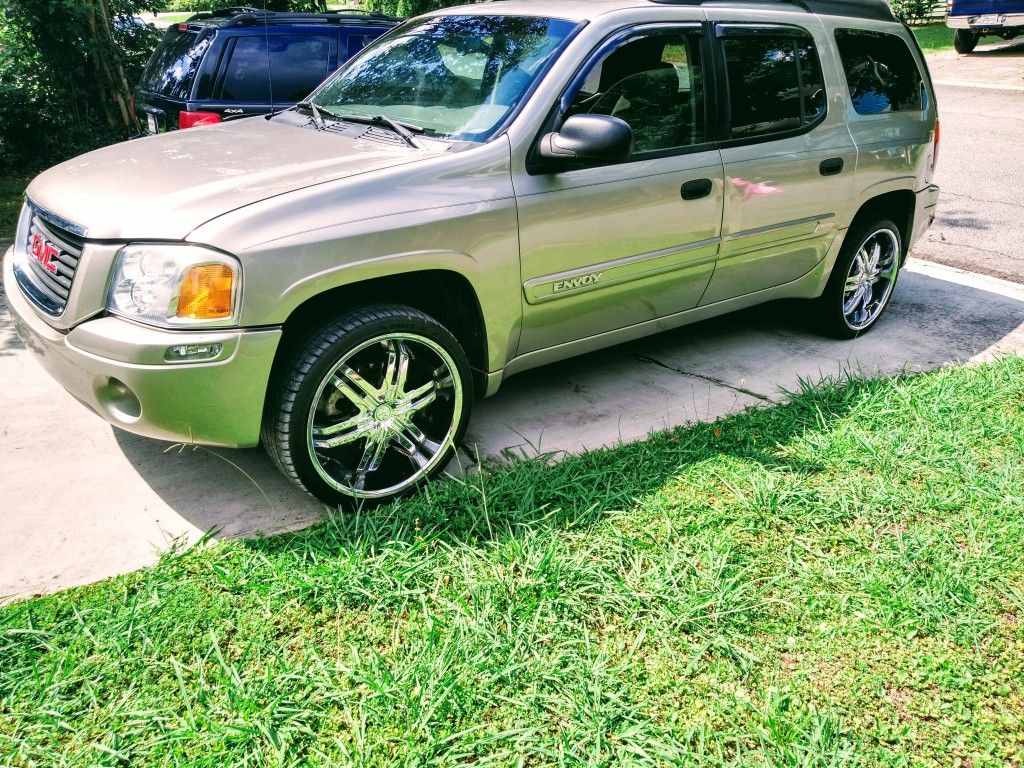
[{"left": 29, "top": 233, "right": 60, "bottom": 275}]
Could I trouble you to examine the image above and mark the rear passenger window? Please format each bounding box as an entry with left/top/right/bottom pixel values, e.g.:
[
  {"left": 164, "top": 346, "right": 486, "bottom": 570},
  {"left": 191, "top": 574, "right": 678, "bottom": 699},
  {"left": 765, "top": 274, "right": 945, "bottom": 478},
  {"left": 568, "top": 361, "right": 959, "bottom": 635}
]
[
  {"left": 221, "top": 37, "right": 269, "bottom": 101},
  {"left": 721, "top": 30, "right": 825, "bottom": 139},
  {"left": 220, "top": 35, "right": 332, "bottom": 103},
  {"left": 834, "top": 29, "right": 924, "bottom": 114},
  {"left": 268, "top": 35, "right": 332, "bottom": 101}
]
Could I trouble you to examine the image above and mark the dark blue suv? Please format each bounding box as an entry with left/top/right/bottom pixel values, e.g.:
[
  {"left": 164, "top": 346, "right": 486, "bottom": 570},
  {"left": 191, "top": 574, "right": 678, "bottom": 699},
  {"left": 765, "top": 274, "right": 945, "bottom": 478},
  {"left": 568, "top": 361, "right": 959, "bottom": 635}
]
[{"left": 133, "top": 7, "right": 400, "bottom": 132}]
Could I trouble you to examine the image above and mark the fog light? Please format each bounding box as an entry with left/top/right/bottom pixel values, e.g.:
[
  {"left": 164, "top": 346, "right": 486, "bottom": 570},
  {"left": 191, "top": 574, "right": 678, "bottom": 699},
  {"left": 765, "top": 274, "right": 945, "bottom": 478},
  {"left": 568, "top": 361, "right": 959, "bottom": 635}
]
[{"left": 165, "top": 342, "right": 223, "bottom": 362}]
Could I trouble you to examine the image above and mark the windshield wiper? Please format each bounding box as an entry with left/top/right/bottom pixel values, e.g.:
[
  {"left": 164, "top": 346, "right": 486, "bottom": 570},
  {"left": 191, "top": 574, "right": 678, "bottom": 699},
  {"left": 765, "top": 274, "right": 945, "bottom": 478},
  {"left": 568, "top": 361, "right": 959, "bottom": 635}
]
[
  {"left": 335, "top": 113, "right": 425, "bottom": 149},
  {"left": 295, "top": 100, "right": 327, "bottom": 130}
]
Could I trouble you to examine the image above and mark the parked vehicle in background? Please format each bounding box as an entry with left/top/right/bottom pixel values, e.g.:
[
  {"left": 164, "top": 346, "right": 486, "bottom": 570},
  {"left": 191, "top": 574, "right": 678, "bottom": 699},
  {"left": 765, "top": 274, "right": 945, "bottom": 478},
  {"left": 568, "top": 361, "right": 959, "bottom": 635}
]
[
  {"left": 133, "top": 7, "right": 399, "bottom": 132},
  {"left": 7, "top": 0, "right": 940, "bottom": 506},
  {"left": 946, "top": 0, "right": 1024, "bottom": 51}
]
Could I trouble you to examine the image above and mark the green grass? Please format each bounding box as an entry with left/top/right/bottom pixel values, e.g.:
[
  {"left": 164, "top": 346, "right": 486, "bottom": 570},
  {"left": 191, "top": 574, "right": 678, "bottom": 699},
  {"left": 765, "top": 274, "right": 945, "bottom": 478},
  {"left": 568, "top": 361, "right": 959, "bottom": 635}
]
[
  {"left": 4, "top": 357, "right": 1024, "bottom": 766},
  {"left": 0, "top": 175, "right": 29, "bottom": 241},
  {"left": 912, "top": 22, "right": 1003, "bottom": 51},
  {"left": 156, "top": 11, "right": 193, "bottom": 23}
]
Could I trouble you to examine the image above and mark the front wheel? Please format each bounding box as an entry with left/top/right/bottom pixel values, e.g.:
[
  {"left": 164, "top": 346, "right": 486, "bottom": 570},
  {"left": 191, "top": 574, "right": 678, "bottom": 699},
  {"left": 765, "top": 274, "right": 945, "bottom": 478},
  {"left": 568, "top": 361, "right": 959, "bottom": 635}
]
[
  {"left": 262, "top": 305, "right": 473, "bottom": 506},
  {"left": 954, "top": 29, "right": 979, "bottom": 53},
  {"left": 812, "top": 220, "right": 903, "bottom": 340}
]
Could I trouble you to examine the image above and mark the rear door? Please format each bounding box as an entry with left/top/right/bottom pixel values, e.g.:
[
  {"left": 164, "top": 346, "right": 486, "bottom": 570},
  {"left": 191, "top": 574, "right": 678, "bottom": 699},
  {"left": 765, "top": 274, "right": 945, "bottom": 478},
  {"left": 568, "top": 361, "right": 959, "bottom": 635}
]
[{"left": 698, "top": 16, "right": 856, "bottom": 305}]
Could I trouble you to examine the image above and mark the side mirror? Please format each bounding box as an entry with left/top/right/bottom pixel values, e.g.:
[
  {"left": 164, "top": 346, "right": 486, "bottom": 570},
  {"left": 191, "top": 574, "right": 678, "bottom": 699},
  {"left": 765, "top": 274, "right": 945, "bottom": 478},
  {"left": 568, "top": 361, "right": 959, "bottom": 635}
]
[{"left": 537, "top": 114, "right": 633, "bottom": 170}]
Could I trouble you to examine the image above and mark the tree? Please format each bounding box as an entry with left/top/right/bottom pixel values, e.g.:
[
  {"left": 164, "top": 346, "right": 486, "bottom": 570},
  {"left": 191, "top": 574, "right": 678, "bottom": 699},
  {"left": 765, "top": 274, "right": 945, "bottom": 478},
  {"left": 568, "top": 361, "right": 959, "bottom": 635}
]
[
  {"left": 0, "top": 0, "right": 157, "bottom": 171},
  {"left": 368, "top": 0, "right": 466, "bottom": 18}
]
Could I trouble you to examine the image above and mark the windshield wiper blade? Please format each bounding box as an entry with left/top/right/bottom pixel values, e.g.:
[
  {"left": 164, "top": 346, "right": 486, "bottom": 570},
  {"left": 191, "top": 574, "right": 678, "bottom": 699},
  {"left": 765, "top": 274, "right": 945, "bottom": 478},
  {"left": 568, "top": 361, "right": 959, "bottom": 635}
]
[
  {"left": 336, "top": 113, "right": 425, "bottom": 149},
  {"left": 295, "top": 100, "right": 327, "bottom": 130}
]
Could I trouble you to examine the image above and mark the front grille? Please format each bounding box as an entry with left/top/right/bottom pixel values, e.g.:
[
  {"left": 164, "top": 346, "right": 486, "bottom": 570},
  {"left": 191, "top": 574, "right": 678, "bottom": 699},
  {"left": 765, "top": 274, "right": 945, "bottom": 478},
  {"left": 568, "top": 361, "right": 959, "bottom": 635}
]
[{"left": 14, "top": 207, "right": 86, "bottom": 316}]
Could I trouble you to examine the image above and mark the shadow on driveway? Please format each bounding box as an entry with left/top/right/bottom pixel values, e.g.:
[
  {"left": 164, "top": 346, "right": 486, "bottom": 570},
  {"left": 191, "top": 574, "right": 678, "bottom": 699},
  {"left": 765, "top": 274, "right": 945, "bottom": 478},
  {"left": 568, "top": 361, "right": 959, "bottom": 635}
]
[{"left": 110, "top": 263, "right": 1024, "bottom": 539}]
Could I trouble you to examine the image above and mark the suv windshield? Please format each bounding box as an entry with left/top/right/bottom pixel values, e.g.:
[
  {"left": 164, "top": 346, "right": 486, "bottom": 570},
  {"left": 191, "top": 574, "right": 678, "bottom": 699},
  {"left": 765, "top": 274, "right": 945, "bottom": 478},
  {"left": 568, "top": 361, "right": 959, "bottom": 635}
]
[{"left": 310, "top": 15, "right": 578, "bottom": 142}]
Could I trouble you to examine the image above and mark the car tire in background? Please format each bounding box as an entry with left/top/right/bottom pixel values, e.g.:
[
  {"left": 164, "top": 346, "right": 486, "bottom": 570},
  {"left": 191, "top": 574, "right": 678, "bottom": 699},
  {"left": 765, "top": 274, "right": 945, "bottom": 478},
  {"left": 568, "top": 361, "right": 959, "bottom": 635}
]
[
  {"left": 262, "top": 305, "right": 473, "bottom": 506},
  {"left": 954, "top": 29, "right": 979, "bottom": 53},
  {"left": 812, "top": 218, "right": 904, "bottom": 340}
]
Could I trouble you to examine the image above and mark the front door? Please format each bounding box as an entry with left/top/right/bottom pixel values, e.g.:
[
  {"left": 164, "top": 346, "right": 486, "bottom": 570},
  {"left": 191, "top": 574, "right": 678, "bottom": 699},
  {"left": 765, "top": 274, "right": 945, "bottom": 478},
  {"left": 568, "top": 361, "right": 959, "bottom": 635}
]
[{"left": 514, "top": 23, "right": 725, "bottom": 355}]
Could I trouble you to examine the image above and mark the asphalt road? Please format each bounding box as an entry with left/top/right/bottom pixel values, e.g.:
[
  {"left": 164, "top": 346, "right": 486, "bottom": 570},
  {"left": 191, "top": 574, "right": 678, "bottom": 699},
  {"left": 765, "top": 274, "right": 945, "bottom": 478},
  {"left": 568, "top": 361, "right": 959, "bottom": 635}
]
[
  {"left": 2, "top": 45, "right": 1023, "bottom": 600},
  {"left": 913, "top": 41, "right": 1024, "bottom": 282}
]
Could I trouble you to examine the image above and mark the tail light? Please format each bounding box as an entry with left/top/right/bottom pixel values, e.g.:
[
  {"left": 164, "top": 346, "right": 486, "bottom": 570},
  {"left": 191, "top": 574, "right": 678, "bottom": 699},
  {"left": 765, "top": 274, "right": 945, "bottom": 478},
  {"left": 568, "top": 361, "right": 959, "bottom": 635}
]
[
  {"left": 932, "top": 118, "right": 940, "bottom": 171},
  {"left": 178, "top": 110, "right": 222, "bottom": 129}
]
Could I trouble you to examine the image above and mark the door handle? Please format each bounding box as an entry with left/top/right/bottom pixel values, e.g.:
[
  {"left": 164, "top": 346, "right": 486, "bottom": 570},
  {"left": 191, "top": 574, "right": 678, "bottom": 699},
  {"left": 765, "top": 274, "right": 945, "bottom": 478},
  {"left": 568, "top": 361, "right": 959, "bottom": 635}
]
[
  {"left": 681, "top": 178, "right": 713, "bottom": 200},
  {"left": 819, "top": 157, "right": 844, "bottom": 176}
]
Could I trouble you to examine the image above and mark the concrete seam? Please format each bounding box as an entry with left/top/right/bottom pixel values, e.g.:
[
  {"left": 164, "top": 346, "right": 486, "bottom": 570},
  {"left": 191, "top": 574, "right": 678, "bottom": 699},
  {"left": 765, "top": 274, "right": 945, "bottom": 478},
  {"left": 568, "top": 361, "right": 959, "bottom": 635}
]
[{"left": 632, "top": 352, "right": 777, "bottom": 404}]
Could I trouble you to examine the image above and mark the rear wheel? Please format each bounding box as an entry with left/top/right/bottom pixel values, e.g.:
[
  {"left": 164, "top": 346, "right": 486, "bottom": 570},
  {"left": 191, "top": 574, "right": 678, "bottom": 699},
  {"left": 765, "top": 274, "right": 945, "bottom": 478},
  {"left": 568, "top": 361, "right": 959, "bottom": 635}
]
[
  {"left": 813, "top": 219, "right": 903, "bottom": 339},
  {"left": 954, "top": 29, "right": 979, "bottom": 53},
  {"left": 263, "top": 305, "right": 472, "bottom": 506}
]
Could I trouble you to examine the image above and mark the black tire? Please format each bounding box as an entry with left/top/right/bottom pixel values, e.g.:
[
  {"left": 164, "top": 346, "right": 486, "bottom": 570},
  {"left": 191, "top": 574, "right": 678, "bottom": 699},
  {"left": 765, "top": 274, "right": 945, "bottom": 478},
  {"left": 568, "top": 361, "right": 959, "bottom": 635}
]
[
  {"left": 262, "top": 305, "right": 473, "bottom": 506},
  {"left": 812, "top": 218, "right": 903, "bottom": 340},
  {"left": 954, "top": 29, "right": 979, "bottom": 54}
]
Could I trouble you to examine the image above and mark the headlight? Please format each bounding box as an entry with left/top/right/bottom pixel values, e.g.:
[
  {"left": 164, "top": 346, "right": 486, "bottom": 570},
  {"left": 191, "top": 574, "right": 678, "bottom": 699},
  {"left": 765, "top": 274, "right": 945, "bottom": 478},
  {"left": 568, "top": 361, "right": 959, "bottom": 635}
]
[{"left": 108, "top": 244, "right": 240, "bottom": 328}]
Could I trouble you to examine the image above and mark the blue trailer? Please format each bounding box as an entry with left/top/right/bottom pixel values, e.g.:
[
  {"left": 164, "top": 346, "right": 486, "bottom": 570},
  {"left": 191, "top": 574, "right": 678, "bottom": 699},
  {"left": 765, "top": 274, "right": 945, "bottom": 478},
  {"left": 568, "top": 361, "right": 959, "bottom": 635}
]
[{"left": 947, "top": 0, "right": 1024, "bottom": 52}]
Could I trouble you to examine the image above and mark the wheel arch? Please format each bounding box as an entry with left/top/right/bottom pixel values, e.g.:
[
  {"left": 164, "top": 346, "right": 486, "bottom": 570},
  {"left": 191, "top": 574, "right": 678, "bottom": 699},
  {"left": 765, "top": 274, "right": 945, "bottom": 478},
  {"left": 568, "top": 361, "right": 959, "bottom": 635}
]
[
  {"left": 269, "top": 269, "right": 491, "bottom": 398},
  {"left": 846, "top": 188, "right": 917, "bottom": 264}
]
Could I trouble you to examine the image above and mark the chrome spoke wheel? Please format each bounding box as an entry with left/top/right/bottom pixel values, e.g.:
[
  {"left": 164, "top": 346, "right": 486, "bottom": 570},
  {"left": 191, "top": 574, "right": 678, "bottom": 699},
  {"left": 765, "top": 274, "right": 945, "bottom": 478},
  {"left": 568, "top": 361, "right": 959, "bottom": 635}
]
[
  {"left": 306, "top": 334, "right": 463, "bottom": 499},
  {"left": 841, "top": 228, "right": 900, "bottom": 331}
]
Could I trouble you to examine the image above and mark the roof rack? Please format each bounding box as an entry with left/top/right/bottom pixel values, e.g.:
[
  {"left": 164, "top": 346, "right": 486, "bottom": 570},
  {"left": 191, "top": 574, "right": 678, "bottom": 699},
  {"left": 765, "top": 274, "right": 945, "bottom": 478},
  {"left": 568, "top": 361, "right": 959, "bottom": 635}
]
[
  {"left": 186, "top": 7, "right": 402, "bottom": 26},
  {"left": 647, "top": 0, "right": 895, "bottom": 22}
]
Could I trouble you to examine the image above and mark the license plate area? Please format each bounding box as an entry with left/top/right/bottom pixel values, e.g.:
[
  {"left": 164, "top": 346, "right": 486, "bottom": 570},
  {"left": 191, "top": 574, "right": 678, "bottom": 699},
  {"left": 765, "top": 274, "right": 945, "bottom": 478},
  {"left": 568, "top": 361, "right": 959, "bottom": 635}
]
[{"left": 972, "top": 13, "right": 1004, "bottom": 25}]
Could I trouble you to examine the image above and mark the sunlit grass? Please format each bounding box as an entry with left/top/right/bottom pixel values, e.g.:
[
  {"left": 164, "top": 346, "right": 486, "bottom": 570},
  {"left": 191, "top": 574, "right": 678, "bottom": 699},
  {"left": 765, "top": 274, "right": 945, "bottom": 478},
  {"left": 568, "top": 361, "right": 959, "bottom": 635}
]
[
  {"left": 3, "top": 357, "right": 1024, "bottom": 766},
  {"left": 912, "top": 22, "right": 1004, "bottom": 51}
]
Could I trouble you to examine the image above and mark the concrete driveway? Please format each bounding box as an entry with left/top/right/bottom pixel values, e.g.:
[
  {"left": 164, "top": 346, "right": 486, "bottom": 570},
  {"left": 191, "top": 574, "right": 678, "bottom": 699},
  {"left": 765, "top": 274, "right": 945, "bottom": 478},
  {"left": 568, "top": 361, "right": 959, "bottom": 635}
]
[
  {"left": 4, "top": 260, "right": 1024, "bottom": 600},
  {"left": 3, "top": 45, "right": 1024, "bottom": 601}
]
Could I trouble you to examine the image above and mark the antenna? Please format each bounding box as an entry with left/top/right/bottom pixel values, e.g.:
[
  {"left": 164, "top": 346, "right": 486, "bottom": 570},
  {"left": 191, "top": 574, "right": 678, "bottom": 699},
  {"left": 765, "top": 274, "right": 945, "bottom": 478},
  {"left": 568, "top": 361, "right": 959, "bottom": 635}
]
[{"left": 264, "top": 0, "right": 274, "bottom": 112}]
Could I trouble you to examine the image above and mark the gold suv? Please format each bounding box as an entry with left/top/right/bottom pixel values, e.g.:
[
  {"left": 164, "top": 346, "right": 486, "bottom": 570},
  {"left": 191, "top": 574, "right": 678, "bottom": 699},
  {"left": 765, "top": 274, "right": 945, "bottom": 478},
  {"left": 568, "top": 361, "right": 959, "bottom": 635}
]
[{"left": 5, "top": 0, "right": 940, "bottom": 504}]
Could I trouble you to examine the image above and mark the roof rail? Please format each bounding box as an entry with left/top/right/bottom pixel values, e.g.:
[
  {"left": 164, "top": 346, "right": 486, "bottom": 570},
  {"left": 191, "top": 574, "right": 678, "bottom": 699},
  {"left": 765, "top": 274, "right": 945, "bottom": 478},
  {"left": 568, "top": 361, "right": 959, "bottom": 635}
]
[
  {"left": 184, "top": 7, "right": 401, "bottom": 26},
  {"left": 222, "top": 9, "right": 402, "bottom": 26},
  {"left": 186, "top": 6, "right": 262, "bottom": 21},
  {"left": 648, "top": 0, "right": 895, "bottom": 22}
]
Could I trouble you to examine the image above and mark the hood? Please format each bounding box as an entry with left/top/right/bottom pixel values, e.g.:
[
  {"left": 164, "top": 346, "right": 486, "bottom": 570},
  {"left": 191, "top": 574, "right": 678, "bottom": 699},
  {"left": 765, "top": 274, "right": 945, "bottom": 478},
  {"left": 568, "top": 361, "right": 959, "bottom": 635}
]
[{"left": 26, "top": 115, "right": 447, "bottom": 241}]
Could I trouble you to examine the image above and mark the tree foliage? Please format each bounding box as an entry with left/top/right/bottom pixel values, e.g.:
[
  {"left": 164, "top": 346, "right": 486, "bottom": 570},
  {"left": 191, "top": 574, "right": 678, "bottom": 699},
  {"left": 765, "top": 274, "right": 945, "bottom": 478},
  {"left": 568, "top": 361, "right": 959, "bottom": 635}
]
[
  {"left": 889, "top": 0, "right": 935, "bottom": 23},
  {"left": 367, "top": 0, "right": 466, "bottom": 20},
  {"left": 0, "top": 0, "right": 161, "bottom": 172}
]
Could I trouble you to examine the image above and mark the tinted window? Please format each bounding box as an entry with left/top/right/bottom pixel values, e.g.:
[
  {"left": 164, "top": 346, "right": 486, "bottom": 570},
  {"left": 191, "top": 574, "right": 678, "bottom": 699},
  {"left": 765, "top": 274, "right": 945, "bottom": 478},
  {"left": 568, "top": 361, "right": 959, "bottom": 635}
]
[
  {"left": 347, "top": 34, "right": 376, "bottom": 57},
  {"left": 835, "top": 29, "right": 924, "bottom": 114},
  {"left": 220, "top": 37, "right": 269, "bottom": 101},
  {"left": 139, "top": 28, "right": 209, "bottom": 99},
  {"left": 567, "top": 29, "right": 706, "bottom": 153},
  {"left": 220, "top": 35, "right": 332, "bottom": 103},
  {"left": 722, "top": 31, "right": 825, "bottom": 139},
  {"left": 269, "top": 35, "right": 332, "bottom": 101}
]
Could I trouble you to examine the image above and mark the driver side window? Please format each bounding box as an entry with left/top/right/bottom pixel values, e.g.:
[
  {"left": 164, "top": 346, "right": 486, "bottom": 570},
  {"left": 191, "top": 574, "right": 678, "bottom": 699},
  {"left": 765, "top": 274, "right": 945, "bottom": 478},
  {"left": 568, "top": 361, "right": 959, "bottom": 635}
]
[{"left": 567, "top": 28, "right": 707, "bottom": 154}]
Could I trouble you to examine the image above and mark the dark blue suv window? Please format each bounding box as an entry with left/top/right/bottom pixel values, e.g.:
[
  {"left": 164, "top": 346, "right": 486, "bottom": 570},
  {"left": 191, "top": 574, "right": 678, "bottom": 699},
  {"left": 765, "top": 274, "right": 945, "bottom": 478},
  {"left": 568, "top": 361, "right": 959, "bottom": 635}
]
[
  {"left": 220, "top": 34, "right": 333, "bottom": 103},
  {"left": 140, "top": 28, "right": 210, "bottom": 99}
]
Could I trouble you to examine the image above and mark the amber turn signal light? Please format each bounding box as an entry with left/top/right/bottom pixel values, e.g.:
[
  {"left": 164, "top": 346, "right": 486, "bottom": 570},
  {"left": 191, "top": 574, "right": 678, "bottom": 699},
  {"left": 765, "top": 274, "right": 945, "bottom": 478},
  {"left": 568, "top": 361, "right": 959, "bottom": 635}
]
[{"left": 176, "top": 263, "right": 235, "bottom": 319}]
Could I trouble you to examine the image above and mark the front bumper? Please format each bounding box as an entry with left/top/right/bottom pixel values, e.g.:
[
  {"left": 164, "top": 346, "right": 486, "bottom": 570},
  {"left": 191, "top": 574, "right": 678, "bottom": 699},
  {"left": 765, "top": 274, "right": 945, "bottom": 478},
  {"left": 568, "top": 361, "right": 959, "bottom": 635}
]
[
  {"left": 947, "top": 11, "right": 1024, "bottom": 30},
  {"left": 4, "top": 248, "right": 281, "bottom": 447}
]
